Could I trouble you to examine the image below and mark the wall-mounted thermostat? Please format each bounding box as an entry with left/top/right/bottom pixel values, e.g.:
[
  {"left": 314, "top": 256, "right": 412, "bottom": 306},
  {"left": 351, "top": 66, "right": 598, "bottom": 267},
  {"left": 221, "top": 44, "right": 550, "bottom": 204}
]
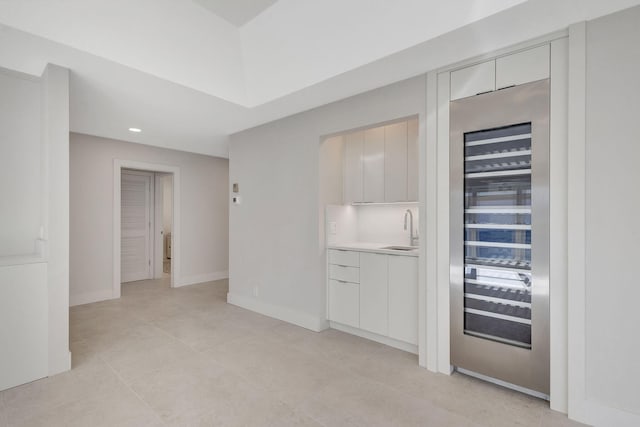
[{"left": 232, "top": 195, "right": 242, "bottom": 204}]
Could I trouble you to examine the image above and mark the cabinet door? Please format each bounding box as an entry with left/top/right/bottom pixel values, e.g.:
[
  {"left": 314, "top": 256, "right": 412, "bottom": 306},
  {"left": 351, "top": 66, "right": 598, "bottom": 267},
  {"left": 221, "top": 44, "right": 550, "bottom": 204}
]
[
  {"left": 450, "top": 60, "right": 495, "bottom": 101},
  {"left": 407, "top": 118, "right": 419, "bottom": 201},
  {"left": 384, "top": 121, "right": 408, "bottom": 202},
  {"left": 343, "top": 131, "right": 364, "bottom": 204},
  {"left": 359, "top": 253, "right": 388, "bottom": 336},
  {"left": 388, "top": 255, "right": 418, "bottom": 344},
  {"left": 329, "top": 280, "right": 359, "bottom": 328},
  {"left": 496, "top": 45, "right": 550, "bottom": 90},
  {"left": 363, "top": 127, "right": 385, "bottom": 202}
]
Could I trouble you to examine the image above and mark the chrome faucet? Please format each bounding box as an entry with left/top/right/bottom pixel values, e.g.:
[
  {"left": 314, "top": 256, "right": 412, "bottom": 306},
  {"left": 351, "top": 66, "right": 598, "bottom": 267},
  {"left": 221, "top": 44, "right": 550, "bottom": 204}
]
[{"left": 403, "top": 209, "right": 419, "bottom": 247}]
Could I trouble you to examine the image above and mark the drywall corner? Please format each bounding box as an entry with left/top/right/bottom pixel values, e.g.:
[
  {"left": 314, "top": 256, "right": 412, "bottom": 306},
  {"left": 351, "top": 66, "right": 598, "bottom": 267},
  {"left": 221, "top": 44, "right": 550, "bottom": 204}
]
[{"left": 41, "top": 63, "right": 71, "bottom": 376}]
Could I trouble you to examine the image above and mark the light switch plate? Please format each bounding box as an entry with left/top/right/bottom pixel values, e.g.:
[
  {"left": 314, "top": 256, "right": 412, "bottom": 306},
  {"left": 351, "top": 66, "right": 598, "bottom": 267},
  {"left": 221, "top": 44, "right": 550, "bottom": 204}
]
[{"left": 329, "top": 221, "right": 337, "bottom": 235}]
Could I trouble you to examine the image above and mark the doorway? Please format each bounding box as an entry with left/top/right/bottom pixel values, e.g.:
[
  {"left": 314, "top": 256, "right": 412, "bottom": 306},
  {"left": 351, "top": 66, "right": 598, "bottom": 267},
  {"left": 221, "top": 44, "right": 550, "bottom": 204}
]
[
  {"left": 156, "top": 173, "right": 173, "bottom": 278},
  {"left": 113, "top": 160, "right": 181, "bottom": 299},
  {"left": 120, "top": 169, "right": 154, "bottom": 283},
  {"left": 120, "top": 169, "right": 174, "bottom": 284}
]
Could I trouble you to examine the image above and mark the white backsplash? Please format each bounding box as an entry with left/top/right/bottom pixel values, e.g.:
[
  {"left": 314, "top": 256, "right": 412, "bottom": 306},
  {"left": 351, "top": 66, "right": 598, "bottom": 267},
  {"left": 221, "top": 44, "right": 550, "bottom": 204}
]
[
  {"left": 356, "top": 204, "right": 418, "bottom": 246},
  {"left": 325, "top": 204, "right": 358, "bottom": 246},
  {"left": 326, "top": 204, "right": 419, "bottom": 247}
]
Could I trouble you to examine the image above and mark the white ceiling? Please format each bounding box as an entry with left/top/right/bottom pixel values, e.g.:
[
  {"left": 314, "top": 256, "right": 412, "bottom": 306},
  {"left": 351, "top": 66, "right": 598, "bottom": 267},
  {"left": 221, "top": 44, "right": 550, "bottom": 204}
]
[
  {"left": 193, "top": 0, "right": 279, "bottom": 27},
  {"left": 1, "top": 0, "right": 639, "bottom": 158}
]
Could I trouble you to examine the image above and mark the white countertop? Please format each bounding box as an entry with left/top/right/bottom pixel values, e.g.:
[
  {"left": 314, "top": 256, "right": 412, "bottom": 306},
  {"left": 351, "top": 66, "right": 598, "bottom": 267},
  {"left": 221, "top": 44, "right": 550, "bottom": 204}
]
[{"left": 327, "top": 242, "right": 419, "bottom": 257}]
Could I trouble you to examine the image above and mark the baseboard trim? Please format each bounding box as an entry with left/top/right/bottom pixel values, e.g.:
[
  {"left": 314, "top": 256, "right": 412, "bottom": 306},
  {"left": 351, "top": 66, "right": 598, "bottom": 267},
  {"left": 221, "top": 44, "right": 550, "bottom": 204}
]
[
  {"left": 329, "top": 321, "right": 418, "bottom": 355},
  {"left": 177, "top": 271, "right": 228, "bottom": 288},
  {"left": 571, "top": 398, "right": 640, "bottom": 427},
  {"left": 226, "top": 292, "right": 329, "bottom": 332},
  {"left": 70, "top": 289, "right": 115, "bottom": 306}
]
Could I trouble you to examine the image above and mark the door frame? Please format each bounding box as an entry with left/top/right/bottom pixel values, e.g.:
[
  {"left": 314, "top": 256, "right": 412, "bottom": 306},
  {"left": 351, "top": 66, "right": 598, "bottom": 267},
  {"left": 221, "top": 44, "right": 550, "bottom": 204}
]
[
  {"left": 113, "top": 159, "right": 181, "bottom": 298},
  {"left": 120, "top": 169, "right": 154, "bottom": 283},
  {"left": 153, "top": 173, "right": 172, "bottom": 279}
]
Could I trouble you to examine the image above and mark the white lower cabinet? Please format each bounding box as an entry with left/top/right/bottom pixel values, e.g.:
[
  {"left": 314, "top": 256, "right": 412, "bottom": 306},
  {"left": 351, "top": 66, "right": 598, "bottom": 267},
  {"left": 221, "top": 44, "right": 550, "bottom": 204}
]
[
  {"left": 359, "top": 253, "right": 388, "bottom": 336},
  {"left": 329, "top": 279, "right": 359, "bottom": 328},
  {"left": 328, "top": 249, "right": 418, "bottom": 347},
  {"left": 388, "top": 255, "right": 418, "bottom": 345}
]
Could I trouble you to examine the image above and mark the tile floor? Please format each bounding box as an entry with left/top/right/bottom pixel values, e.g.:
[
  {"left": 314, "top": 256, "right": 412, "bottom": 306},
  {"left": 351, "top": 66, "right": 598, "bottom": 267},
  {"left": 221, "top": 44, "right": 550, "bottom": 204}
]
[{"left": 0, "top": 278, "right": 586, "bottom": 427}]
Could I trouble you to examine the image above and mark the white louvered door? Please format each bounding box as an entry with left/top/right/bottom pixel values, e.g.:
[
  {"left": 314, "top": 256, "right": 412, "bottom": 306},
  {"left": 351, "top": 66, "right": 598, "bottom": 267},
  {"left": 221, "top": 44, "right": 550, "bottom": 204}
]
[{"left": 121, "top": 171, "right": 152, "bottom": 283}]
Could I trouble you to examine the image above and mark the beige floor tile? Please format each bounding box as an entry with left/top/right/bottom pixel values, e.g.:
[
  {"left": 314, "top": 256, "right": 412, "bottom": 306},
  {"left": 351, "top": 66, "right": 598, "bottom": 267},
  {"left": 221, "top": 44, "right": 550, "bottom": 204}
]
[
  {"left": 0, "top": 395, "right": 8, "bottom": 427},
  {"left": 164, "top": 371, "right": 301, "bottom": 427},
  {"left": 337, "top": 343, "right": 546, "bottom": 427},
  {"left": 539, "top": 410, "right": 591, "bottom": 427},
  {"left": 129, "top": 300, "right": 187, "bottom": 323},
  {"left": 291, "top": 328, "right": 389, "bottom": 366},
  {"left": 9, "top": 277, "right": 589, "bottom": 427},
  {"left": 152, "top": 313, "right": 254, "bottom": 352},
  {"left": 70, "top": 357, "right": 129, "bottom": 398},
  {"left": 103, "top": 336, "right": 199, "bottom": 384},
  {"left": 211, "top": 335, "right": 346, "bottom": 406},
  {"left": 259, "top": 321, "right": 322, "bottom": 347},
  {"left": 297, "top": 374, "right": 475, "bottom": 427},
  {"left": 264, "top": 409, "right": 325, "bottom": 427},
  {"left": 2, "top": 371, "right": 83, "bottom": 426},
  {"left": 221, "top": 307, "right": 285, "bottom": 333},
  {"left": 16, "top": 385, "right": 163, "bottom": 427},
  {"left": 127, "top": 354, "right": 229, "bottom": 423},
  {"left": 80, "top": 322, "right": 169, "bottom": 357}
]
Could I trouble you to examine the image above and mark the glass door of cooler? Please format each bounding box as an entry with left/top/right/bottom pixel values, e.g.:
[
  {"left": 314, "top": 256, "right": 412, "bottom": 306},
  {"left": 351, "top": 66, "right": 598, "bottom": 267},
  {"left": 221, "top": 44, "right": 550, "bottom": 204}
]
[
  {"left": 464, "top": 123, "right": 533, "bottom": 348},
  {"left": 450, "top": 79, "right": 550, "bottom": 396}
]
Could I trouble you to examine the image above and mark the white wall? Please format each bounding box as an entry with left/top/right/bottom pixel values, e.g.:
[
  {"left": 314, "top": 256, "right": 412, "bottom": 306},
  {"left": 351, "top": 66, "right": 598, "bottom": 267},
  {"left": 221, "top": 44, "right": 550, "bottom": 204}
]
[
  {"left": 0, "top": 68, "right": 42, "bottom": 257},
  {"left": 228, "top": 76, "right": 426, "bottom": 330},
  {"left": 43, "top": 64, "right": 71, "bottom": 377},
  {"left": 582, "top": 6, "right": 640, "bottom": 422},
  {"left": 0, "top": 63, "right": 71, "bottom": 390},
  {"left": 318, "top": 135, "right": 344, "bottom": 250},
  {"left": 70, "top": 133, "right": 229, "bottom": 305}
]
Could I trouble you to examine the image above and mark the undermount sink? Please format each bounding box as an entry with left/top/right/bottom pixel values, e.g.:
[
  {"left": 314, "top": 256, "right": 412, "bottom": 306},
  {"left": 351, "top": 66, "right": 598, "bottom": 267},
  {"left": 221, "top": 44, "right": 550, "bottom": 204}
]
[{"left": 380, "top": 245, "right": 418, "bottom": 251}]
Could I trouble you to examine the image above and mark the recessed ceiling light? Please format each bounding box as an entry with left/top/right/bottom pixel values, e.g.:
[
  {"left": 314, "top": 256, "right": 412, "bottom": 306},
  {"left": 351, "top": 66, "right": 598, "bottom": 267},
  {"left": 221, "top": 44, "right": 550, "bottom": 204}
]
[{"left": 128, "top": 127, "right": 142, "bottom": 133}]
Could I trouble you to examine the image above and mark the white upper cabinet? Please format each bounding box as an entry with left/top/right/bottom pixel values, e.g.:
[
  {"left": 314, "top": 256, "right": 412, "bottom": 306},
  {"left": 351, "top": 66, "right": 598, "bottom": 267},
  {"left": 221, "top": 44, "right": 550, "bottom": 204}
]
[
  {"left": 451, "top": 44, "right": 551, "bottom": 101},
  {"left": 496, "top": 45, "right": 550, "bottom": 90},
  {"left": 407, "top": 118, "right": 419, "bottom": 202},
  {"left": 343, "top": 131, "right": 364, "bottom": 204},
  {"left": 342, "top": 118, "right": 418, "bottom": 204},
  {"left": 450, "top": 60, "right": 495, "bottom": 101},
  {"left": 363, "top": 127, "right": 385, "bottom": 202},
  {"left": 384, "top": 121, "right": 408, "bottom": 202},
  {"left": 359, "top": 252, "right": 388, "bottom": 336},
  {"left": 388, "top": 255, "right": 418, "bottom": 344}
]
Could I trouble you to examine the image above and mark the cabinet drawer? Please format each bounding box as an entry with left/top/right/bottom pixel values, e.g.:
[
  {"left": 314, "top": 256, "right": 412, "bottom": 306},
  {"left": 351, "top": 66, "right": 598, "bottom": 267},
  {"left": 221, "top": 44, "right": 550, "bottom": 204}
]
[
  {"left": 329, "top": 264, "right": 359, "bottom": 283},
  {"left": 328, "top": 249, "right": 359, "bottom": 267},
  {"left": 329, "top": 280, "right": 359, "bottom": 328}
]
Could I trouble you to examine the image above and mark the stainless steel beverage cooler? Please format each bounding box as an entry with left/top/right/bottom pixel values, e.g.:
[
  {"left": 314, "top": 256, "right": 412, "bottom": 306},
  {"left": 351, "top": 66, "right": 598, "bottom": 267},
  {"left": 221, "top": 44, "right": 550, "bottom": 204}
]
[{"left": 450, "top": 79, "right": 550, "bottom": 396}]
